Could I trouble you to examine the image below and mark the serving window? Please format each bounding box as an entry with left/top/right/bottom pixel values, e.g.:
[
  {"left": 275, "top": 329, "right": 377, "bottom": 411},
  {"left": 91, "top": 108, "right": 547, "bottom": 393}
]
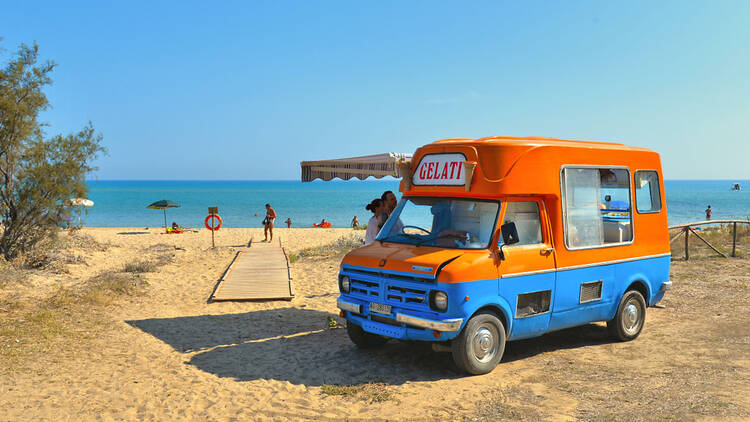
[{"left": 561, "top": 167, "right": 633, "bottom": 249}]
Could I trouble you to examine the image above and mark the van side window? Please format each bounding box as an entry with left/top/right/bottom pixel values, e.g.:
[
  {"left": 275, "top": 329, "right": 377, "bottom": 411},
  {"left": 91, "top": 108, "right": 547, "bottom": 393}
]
[
  {"left": 503, "top": 201, "right": 542, "bottom": 245},
  {"left": 562, "top": 167, "right": 633, "bottom": 248},
  {"left": 634, "top": 170, "right": 661, "bottom": 213}
]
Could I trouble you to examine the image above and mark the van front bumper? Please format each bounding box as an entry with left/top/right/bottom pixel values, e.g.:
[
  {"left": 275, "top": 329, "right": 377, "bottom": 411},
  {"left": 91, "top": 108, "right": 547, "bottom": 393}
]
[
  {"left": 337, "top": 298, "right": 463, "bottom": 333},
  {"left": 395, "top": 313, "right": 463, "bottom": 332}
]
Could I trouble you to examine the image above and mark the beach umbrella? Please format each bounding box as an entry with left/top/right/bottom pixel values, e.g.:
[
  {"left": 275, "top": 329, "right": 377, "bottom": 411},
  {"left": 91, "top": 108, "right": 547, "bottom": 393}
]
[
  {"left": 147, "top": 200, "right": 180, "bottom": 231},
  {"left": 65, "top": 198, "right": 94, "bottom": 227}
]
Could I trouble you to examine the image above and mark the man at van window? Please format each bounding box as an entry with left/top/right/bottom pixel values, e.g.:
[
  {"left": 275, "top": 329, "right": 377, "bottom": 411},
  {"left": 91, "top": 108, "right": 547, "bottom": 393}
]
[
  {"left": 381, "top": 190, "right": 403, "bottom": 233},
  {"left": 381, "top": 191, "right": 398, "bottom": 215}
]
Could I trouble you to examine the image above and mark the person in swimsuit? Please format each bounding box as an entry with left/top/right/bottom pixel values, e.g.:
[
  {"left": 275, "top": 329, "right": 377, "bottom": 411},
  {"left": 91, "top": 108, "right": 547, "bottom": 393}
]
[{"left": 264, "top": 203, "right": 276, "bottom": 241}]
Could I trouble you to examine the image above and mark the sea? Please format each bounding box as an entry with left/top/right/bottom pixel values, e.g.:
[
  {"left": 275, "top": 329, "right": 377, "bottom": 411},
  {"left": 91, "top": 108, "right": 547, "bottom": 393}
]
[{"left": 77, "top": 180, "right": 750, "bottom": 228}]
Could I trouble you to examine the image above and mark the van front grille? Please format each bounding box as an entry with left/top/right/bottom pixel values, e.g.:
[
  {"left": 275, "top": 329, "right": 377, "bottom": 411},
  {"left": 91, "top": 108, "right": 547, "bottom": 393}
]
[{"left": 344, "top": 267, "right": 432, "bottom": 312}]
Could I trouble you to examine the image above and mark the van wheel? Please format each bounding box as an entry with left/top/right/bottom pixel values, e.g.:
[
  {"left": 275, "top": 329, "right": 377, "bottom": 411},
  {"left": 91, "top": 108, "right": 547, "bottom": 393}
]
[
  {"left": 607, "top": 290, "right": 646, "bottom": 341},
  {"left": 346, "top": 321, "right": 388, "bottom": 348},
  {"left": 451, "top": 311, "right": 505, "bottom": 375}
]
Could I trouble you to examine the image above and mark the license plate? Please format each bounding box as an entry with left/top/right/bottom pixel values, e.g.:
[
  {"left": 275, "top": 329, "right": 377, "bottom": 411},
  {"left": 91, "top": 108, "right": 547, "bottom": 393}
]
[{"left": 369, "top": 302, "right": 392, "bottom": 315}]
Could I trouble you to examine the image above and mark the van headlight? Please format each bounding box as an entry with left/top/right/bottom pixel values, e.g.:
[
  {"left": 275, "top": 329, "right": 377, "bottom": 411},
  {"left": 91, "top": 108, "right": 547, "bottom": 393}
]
[
  {"left": 430, "top": 290, "right": 448, "bottom": 312},
  {"left": 339, "top": 275, "right": 350, "bottom": 293}
]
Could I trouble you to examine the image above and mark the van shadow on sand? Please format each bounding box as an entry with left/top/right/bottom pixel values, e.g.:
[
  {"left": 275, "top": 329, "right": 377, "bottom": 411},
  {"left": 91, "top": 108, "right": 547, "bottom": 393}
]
[{"left": 128, "top": 308, "right": 616, "bottom": 386}]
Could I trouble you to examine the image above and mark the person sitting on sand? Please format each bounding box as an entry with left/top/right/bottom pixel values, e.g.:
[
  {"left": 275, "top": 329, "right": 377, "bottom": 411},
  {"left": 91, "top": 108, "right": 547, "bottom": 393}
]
[
  {"left": 169, "top": 222, "right": 184, "bottom": 234},
  {"left": 364, "top": 198, "right": 385, "bottom": 245}
]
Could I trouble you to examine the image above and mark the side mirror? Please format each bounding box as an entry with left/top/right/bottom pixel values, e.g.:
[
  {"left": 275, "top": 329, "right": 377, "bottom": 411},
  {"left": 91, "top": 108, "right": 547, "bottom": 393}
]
[
  {"left": 501, "top": 222, "right": 520, "bottom": 246},
  {"left": 495, "top": 222, "right": 519, "bottom": 261}
]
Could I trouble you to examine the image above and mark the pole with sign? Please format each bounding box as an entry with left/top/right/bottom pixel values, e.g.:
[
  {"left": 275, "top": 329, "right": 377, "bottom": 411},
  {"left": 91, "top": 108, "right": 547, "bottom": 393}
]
[{"left": 206, "top": 207, "right": 220, "bottom": 248}]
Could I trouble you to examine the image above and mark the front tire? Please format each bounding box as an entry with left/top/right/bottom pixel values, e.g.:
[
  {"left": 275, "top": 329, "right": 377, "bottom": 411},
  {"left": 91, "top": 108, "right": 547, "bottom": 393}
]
[
  {"left": 607, "top": 290, "right": 647, "bottom": 341},
  {"left": 346, "top": 321, "right": 388, "bottom": 348},
  {"left": 451, "top": 311, "right": 506, "bottom": 375}
]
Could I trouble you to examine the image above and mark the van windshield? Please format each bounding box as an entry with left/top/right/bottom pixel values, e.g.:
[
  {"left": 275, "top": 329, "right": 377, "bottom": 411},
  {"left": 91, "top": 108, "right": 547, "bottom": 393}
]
[{"left": 376, "top": 197, "right": 500, "bottom": 249}]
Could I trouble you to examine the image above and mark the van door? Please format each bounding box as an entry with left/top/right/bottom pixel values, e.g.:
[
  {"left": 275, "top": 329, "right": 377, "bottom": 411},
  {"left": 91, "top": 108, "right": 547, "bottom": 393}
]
[{"left": 498, "top": 200, "right": 557, "bottom": 340}]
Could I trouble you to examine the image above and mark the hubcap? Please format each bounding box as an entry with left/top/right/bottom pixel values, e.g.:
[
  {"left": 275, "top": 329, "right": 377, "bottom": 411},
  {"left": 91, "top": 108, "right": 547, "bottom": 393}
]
[
  {"left": 471, "top": 325, "right": 497, "bottom": 363},
  {"left": 623, "top": 302, "right": 640, "bottom": 334}
]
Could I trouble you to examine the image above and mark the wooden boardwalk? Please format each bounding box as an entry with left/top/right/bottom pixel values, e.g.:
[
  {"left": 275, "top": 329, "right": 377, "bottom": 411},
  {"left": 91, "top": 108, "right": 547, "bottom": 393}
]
[{"left": 211, "top": 237, "right": 293, "bottom": 301}]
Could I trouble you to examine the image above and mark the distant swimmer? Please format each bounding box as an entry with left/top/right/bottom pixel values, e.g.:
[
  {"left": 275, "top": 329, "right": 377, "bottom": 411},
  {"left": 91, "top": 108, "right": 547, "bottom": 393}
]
[{"left": 705, "top": 205, "right": 712, "bottom": 220}]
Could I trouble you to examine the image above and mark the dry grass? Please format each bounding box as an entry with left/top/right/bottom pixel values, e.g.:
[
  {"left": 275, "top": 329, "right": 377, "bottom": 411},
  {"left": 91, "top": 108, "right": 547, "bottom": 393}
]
[
  {"left": 669, "top": 222, "right": 750, "bottom": 260},
  {"left": 0, "top": 271, "right": 148, "bottom": 373},
  {"left": 123, "top": 260, "right": 157, "bottom": 273},
  {"left": 468, "top": 385, "right": 544, "bottom": 421},
  {"left": 0, "top": 259, "right": 27, "bottom": 288},
  {"left": 4, "top": 230, "right": 108, "bottom": 276},
  {"left": 320, "top": 382, "right": 396, "bottom": 403},
  {"left": 288, "top": 233, "right": 364, "bottom": 263}
]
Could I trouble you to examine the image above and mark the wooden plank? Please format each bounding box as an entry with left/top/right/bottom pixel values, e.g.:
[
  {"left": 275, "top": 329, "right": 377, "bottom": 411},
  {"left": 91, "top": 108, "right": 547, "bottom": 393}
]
[{"left": 211, "top": 236, "right": 294, "bottom": 301}]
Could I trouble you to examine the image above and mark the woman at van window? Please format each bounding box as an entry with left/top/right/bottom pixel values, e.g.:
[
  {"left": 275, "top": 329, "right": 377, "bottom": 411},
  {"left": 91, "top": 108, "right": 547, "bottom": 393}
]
[{"left": 364, "top": 198, "right": 385, "bottom": 245}]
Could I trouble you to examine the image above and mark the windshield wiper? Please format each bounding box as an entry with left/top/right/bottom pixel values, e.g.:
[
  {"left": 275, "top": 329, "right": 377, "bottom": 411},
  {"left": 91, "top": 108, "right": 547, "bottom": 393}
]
[
  {"left": 415, "top": 236, "right": 437, "bottom": 247},
  {"left": 380, "top": 233, "right": 421, "bottom": 242}
]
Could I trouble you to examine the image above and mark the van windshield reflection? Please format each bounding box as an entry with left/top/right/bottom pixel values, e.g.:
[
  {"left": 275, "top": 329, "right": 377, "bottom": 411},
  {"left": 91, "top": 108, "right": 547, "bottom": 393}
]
[{"left": 376, "top": 197, "right": 499, "bottom": 249}]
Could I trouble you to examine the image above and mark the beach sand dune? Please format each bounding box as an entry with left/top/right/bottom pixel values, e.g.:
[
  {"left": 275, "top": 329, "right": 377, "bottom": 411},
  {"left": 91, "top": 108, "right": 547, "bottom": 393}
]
[{"left": 1, "top": 227, "right": 749, "bottom": 420}]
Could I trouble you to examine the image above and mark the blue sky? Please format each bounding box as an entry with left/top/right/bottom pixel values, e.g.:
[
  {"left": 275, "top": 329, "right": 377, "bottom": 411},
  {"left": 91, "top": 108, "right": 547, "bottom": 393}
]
[{"left": 2, "top": 1, "right": 749, "bottom": 180}]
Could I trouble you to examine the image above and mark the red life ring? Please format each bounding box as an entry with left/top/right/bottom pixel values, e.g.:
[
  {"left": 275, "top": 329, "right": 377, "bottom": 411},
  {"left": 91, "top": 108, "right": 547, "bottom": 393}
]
[{"left": 205, "top": 214, "right": 222, "bottom": 231}]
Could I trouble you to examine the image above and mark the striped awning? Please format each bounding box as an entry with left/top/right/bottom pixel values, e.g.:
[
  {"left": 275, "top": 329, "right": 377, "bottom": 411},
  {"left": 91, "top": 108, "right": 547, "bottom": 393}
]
[{"left": 300, "top": 153, "right": 412, "bottom": 182}]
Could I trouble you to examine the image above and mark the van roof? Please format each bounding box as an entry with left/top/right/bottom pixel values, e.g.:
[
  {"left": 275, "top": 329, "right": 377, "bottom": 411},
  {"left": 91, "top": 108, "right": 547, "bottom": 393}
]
[{"left": 429, "top": 136, "right": 650, "bottom": 152}]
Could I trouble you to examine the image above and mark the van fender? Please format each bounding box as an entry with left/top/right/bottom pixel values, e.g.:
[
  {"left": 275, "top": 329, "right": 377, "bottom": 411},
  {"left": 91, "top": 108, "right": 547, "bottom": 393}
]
[
  {"left": 609, "top": 273, "right": 652, "bottom": 319},
  {"left": 462, "top": 296, "right": 514, "bottom": 336}
]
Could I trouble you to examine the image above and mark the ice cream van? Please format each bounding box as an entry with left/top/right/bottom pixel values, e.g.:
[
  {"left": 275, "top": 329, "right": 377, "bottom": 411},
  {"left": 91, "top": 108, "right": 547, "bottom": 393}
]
[{"left": 334, "top": 137, "right": 671, "bottom": 374}]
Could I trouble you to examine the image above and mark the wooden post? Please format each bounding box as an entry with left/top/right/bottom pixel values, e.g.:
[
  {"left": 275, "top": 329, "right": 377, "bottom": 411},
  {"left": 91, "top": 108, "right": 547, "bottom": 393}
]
[
  {"left": 208, "top": 206, "right": 219, "bottom": 248},
  {"left": 732, "top": 222, "right": 737, "bottom": 257},
  {"left": 689, "top": 227, "right": 728, "bottom": 258},
  {"left": 684, "top": 226, "right": 689, "bottom": 261}
]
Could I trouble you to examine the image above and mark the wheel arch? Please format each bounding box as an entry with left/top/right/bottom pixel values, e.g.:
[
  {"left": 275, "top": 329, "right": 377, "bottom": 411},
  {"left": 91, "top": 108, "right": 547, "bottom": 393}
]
[
  {"left": 469, "top": 304, "right": 511, "bottom": 336},
  {"left": 625, "top": 279, "right": 650, "bottom": 304}
]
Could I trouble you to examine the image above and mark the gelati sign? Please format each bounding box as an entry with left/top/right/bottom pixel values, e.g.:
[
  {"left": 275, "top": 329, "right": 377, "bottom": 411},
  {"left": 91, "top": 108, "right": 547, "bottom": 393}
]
[{"left": 412, "top": 153, "right": 467, "bottom": 186}]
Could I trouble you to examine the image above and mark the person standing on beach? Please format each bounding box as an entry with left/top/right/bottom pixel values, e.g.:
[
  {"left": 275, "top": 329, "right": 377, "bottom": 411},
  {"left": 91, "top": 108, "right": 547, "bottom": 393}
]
[
  {"left": 351, "top": 215, "right": 359, "bottom": 228},
  {"left": 264, "top": 203, "right": 276, "bottom": 241},
  {"left": 705, "top": 205, "right": 712, "bottom": 220},
  {"left": 285, "top": 218, "right": 292, "bottom": 228}
]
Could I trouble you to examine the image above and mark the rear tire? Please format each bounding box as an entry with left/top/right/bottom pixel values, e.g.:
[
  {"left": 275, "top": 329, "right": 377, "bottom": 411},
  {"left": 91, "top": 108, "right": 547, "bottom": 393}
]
[
  {"left": 607, "top": 290, "right": 646, "bottom": 341},
  {"left": 346, "top": 321, "right": 388, "bottom": 348},
  {"left": 451, "top": 311, "right": 506, "bottom": 375}
]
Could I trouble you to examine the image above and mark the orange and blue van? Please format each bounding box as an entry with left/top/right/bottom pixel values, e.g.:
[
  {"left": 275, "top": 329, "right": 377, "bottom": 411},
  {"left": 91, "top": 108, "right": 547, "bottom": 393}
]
[{"left": 336, "top": 136, "right": 671, "bottom": 374}]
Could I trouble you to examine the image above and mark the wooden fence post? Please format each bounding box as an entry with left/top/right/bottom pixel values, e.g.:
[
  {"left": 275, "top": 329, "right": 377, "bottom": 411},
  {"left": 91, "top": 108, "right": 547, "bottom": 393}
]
[
  {"left": 684, "top": 226, "right": 689, "bottom": 261},
  {"left": 732, "top": 222, "right": 737, "bottom": 257}
]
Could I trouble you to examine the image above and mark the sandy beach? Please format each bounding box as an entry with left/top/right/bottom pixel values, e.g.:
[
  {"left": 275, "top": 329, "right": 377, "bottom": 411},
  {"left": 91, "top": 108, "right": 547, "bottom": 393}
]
[{"left": 1, "top": 227, "right": 749, "bottom": 421}]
